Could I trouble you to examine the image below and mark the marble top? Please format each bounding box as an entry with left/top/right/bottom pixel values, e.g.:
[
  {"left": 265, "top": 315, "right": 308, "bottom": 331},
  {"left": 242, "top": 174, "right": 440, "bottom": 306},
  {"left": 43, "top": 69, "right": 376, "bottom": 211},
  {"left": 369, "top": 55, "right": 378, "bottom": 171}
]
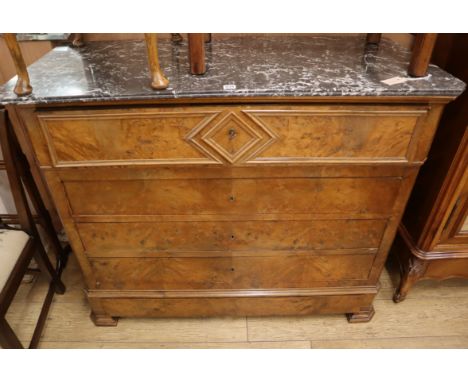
[{"left": 0, "top": 35, "right": 465, "bottom": 105}]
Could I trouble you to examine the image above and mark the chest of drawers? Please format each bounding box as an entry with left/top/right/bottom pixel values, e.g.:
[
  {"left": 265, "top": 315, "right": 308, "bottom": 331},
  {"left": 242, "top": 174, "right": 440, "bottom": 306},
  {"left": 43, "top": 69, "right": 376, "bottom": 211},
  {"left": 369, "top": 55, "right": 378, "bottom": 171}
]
[
  {"left": 1, "top": 36, "right": 464, "bottom": 326},
  {"left": 8, "top": 100, "right": 447, "bottom": 324}
]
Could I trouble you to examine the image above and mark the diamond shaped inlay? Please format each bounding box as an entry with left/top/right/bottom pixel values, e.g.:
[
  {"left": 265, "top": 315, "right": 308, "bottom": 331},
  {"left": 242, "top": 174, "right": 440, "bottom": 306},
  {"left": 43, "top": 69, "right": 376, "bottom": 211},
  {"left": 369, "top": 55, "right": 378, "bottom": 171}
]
[
  {"left": 202, "top": 113, "right": 262, "bottom": 163},
  {"left": 186, "top": 111, "right": 279, "bottom": 164}
]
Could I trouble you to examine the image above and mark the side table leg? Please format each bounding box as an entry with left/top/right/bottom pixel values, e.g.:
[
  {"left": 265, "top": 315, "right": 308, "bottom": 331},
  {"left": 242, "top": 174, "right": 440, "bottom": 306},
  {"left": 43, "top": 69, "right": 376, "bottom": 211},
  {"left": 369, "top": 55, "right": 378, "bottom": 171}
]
[
  {"left": 408, "top": 33, "right": 438, "bottom": 77},
  {"left": 4, "top": 33, "right": 33, "bottom": 96},
  {"left": 144, "top": 33, "right": 169, "bottom": 89},
  {"left": 188, "top": 33, "right": 206, "bottom": 75}
]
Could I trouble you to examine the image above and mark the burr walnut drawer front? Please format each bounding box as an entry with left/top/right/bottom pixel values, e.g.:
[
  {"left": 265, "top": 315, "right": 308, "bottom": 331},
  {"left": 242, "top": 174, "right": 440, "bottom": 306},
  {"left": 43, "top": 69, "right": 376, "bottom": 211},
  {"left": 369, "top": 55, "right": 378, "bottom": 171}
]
[
  {"left": 63, "top": 177, "right": 402, "bottom": 216},
  {"left": 35, "top": 105, "right": 427, "bottom": 166},
  {"left": 77, "top": 219, "right": 387, "bottom": 257},
  {"left": 90, "top": 254, "right": 375, "bottom": 290}
]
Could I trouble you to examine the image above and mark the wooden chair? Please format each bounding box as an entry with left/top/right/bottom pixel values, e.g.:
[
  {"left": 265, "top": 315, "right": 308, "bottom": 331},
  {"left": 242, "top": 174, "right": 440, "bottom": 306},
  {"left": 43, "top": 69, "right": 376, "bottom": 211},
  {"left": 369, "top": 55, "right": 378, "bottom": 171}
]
[
  {"left": 4, "top": 33, "right": 210, "bottom": 96},
  {"left": 0, "top": 109, "right": 67, "bottom": 349},
  {"left": 366, "top": 33, "right": 438, "bottom": 77}
]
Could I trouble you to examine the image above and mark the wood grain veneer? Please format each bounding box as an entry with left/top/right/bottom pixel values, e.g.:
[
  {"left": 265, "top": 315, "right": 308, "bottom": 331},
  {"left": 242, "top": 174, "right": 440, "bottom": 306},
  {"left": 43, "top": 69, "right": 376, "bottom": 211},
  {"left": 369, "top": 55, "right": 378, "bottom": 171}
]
[
  {"left": 8, "top": 95, "right": 449, "bottom": 325},
  {"left": 391, "top": 34, "right": 468, "bottom": 302}
]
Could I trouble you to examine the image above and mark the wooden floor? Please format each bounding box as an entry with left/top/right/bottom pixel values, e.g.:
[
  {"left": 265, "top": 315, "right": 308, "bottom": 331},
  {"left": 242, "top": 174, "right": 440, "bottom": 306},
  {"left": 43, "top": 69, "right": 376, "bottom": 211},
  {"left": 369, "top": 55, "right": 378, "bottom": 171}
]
[{"left": 6, "top": 254, "right": 468, "bottom": 349}]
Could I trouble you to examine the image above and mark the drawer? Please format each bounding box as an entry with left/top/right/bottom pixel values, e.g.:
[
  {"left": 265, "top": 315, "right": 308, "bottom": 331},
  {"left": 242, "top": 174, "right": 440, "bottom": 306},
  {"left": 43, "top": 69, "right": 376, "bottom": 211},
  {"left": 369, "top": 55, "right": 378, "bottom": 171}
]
[
  {"left": 36, "top": 105, "right": 427, "bottom": 166},
  {"left": 64, "top": 177, "right": 401, "bottom": 216},
  {"left": 37, "top": 109, "right": 221, "bottom": 165},
  {"left": 77, "top": 219, "right": 387, "bottom": 257},
  {"left": 91, "top": 254, "right": 375, "bottom": 290}
]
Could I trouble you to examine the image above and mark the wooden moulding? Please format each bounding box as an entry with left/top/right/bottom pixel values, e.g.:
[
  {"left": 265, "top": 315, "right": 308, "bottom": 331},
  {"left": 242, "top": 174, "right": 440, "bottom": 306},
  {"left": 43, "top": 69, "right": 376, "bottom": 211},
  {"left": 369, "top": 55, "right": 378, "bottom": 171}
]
[
  {"left": 90, "top": 294, "right": 377, "bottom": 322},
  {"left": 399, "top": 223, "right": 468, "bottom": 261},
  {"left": 144, "top": 33, "right": 169, "bottom": 90},
  {"left": 3, "top": 33, "right": 33, "bottom": 96}
]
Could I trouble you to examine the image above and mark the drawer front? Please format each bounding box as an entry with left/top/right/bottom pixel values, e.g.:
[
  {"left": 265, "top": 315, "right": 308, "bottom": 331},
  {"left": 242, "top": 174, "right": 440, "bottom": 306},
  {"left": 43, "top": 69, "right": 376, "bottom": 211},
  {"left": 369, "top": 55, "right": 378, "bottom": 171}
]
[
  {"left": 77, "top": 219, "right": 387, "bottom": 256},
  {"left": 244, "top": 109, "right": 423, "bottom": 163},
  {"left": 37, "top": 105, "right": 426, "bottom": 166},
  {"left": 91, "top": 254, "right": 374, "bottom": 290},
  {"left": 65, "top": 177, "right": 401, "bottom": 216},
  {"left": 37, "top": 110, "right": 221, "bottom": 165}
]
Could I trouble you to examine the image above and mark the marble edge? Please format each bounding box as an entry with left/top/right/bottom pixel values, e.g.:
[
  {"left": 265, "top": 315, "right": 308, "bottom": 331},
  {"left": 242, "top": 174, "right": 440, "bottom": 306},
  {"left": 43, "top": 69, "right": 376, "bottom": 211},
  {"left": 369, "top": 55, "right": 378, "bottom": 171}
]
[{"left": 1, "top": 86, "right": 465, "bottom": 106}]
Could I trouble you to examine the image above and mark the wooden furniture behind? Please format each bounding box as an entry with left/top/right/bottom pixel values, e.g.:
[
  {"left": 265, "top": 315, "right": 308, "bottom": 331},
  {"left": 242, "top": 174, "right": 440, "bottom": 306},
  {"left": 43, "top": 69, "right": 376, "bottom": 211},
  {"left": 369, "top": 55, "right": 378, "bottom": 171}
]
[
  {"left": 391, "top": 34, "right": 468, "bottom": 301},
  {"left": 0, "top": 109, "right": 66, "bottom": 349},
  {"left": 7, "top": 93, "right": 454, "bottom": 325},
  {"left": 144, "top": 34, "right": 169, "bottom": 90},
  {"left": 3, "top": 34, "right": 32, "bottom": 96},
  {"left": 3, "top": 33, "right": 209, "bottom": 95},
  {"left": 366, "top": 33, "right": 437, "bottom": 77}
]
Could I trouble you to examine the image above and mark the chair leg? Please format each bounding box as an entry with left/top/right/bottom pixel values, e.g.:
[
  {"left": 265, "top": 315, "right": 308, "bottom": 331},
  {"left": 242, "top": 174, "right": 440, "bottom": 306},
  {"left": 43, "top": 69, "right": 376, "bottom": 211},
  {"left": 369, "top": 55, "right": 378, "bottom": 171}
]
[
  {"left": 8, "top": 125, "right": 68, "bottom": 264},
  {"left": 188, "top": 33, "right": 206, "bottom": 75},
  {"left": 144, "top": 33, "right": 169, "bottom": 90},
  {"left": 0, "top": 318, "right": 24, "bottom": 349},
  {"left": 11, "top": 130, "right": 70, "bottom": 269},
  {"left": 3, "top": 34, "right": 32, "bottom": 96},
  {"left": 28, "top": 283, "right": 55, "bottom": 349},
  {"left": 408, "top": 33, "right": 438, "bottom": 77},
  {"left": 34, "top": 243, "right": 66, "bottom": 295}
]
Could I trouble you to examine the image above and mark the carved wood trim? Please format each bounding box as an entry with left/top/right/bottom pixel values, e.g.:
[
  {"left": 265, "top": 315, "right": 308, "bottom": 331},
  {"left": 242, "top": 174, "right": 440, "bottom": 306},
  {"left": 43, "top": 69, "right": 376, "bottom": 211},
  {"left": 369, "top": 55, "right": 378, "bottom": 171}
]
[
  {"left": 421, "top": 130, "right": 468, "bottom": 248},
  {"left": 83, "top": 248, "right": 379, "bottom": 259},
  {"left": 25, "top": 96, "right": 457, "bottom": 111},
  {"left": 86, "top": 285, "right": 379, "bottom": 299},
  {"left": 399, "top": 223, "right": 468, "bottom": 260},
  {"left": 72, "top": 213, "right": 393, "bottom": 223}
]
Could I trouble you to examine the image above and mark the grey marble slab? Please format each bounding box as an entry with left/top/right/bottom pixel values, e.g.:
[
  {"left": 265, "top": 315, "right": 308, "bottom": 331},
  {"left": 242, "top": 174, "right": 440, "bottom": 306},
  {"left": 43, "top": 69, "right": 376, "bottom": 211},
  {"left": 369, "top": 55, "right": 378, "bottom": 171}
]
[{"left": 0, "top": 35, "right": 465, "bottom": 105}]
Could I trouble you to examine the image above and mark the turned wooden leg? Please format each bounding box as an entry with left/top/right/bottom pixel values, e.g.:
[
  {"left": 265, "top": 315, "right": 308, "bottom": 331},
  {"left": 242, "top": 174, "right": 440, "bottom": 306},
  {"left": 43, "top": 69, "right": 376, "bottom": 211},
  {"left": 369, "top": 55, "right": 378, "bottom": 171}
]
[
  {"left": 144, "top": 33, "right": 169, "bottom": 90},
  {"left": 71, "top": 33, "right": 84, "bottom": 47},
  {"left": 393, "top": 257, "right": 427, "bottom": 303},
  {"left": 366, "top": 33, "right": 382, "bottom": 45},
  {"left": 188, "top": 33, "right": 206, "bottom": 75},
  {"left": 3, "top": 33, "right": 32, "bottom": 96},
  {"left": 408, "top": 33, "right": 438, "bottom": 77},
  {"left": 346, "top": 305, "right": 375, "bottom": 323}
]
